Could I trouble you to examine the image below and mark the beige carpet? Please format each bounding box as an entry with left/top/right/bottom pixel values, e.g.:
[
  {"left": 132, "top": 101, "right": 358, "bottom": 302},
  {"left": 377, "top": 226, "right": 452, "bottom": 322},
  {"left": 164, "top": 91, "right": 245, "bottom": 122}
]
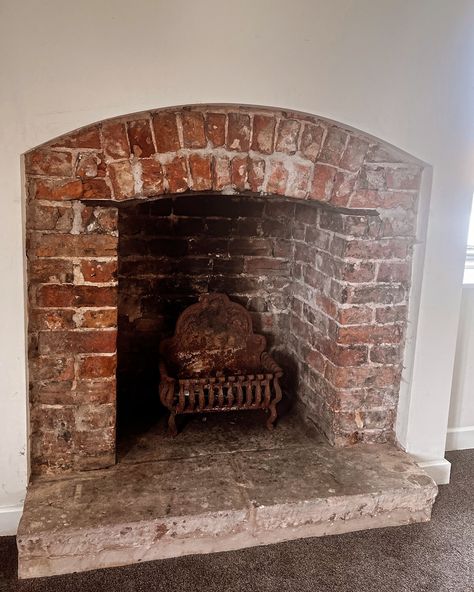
[{"left": 1, "top": 449, "right": 473, "bottom": 592}]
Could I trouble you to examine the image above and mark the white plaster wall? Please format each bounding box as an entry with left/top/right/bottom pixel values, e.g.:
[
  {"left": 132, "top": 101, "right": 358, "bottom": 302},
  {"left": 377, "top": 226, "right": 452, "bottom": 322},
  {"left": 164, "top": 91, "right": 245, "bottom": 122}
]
[
  {"left": 1, "top": 0, "right": 473, "bottom": 533},
  {"left": 447, "top": 285, "right": 474, "bottom": 451}
]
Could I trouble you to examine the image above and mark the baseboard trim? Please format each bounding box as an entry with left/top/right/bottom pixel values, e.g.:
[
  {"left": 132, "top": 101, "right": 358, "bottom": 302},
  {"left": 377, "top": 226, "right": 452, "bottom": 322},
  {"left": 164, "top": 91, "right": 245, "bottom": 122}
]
[
  {"left": 0, "top": 504, "right": 23, "bottom": 536},
  {"left": 446, "top": 425, "right": 474, "bottom": 451},
  {"left": 418, "top": 458, "right": 451, "bottom": 485}
]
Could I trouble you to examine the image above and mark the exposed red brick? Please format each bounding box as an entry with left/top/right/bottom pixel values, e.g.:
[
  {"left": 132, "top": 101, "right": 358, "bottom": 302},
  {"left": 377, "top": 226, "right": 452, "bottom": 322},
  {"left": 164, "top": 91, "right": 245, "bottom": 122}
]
[
  {"left": 377, "top": 261, "right": 411, "bottom": 283},
  {"left": 38, "top": 285, "right": 117, "bottom": 307},
  {"left": 81, "top": 309, "right": 117, "bottom": 328},
  {"left": 181, "top": 111, "right": 206, "bottom": 148},
  {"left": 127, "top": 119, "right": 155, "bottom": 157},
  {"left": 51, "top": 126, "right": 101, "bottom": 149},
  {"left": 164, "top": 156, "right": 188, "bottom": 193},
  {"left": 251, "top": 115, "right": 276, "bottom": 154},
  {"left": 287, "top": 162, "right": 311, "bottom": 199},
  {"left": 330, "top": 171, "right": 356, "bottom": 207},
  {"left": 29, "top": 259, "right": 74, "bottom": 284},
  {"left": 108, "top": 161, "right": 135, "bottom": 200},
  {"left": 75, "top": 152, "right": 106, "bottom": 179},
  {"left": 38, "top": 330, "right": 117, "bottom": 355},
  {"left": 340, "top": 136, "right": 370, "bottom": 171},
  {"left": 370, "top": 344, "right": 401, "bottom": 364},
  {"left": 101, "top": 121, "right": 130, "bottom": 160},
  {"left": 30, "top": 309, "right": 75, "bottom": 331},
  {"left": 227, "top": 112, "right": 250, "bottom": 151},
  {"left": 205, "top": 113, "right": 226, "bottom": 146},
  {"left": 310, "top": 164, "right": 336, "bottom": 201},
  {"left": 248, "top": 158, "right": 265, "bottom": 193},
  {"left": 337, "top": 306, "right": 373, "bottom": 325},
  {"left": 385, "top": 166, "right": 421, "bottom": 190},
  {"left": 82, "top": 179, "right": 111, "bottom": 199},
  {"left": 80, "top": 260, "right": 117, "bottom": 283},
  {"left": 267, "top": 161, "right": 288, "bottom": 195},
  {"left": 81, "top": 207, "right": 118, "bottom": 235},
  {"left": 300, "top": 123, "right": 324, "bottom": 161},
  {"left": 332, "top": 345, "right": 369, "bottom": 367},
  {"left": 30, "top": 356, "right": 75, "bottom": 382},
  {"left": 306, "top": 348, "right": 327, "bottom": 373},
  {"left": 231, "top": 156, "right": 248, "bottom": 191},
  {"left": 27, "top": 203, "right": 74, "bottom": 232},
  {"left": 26, "top": 150, "right": 73, "bottom": 177},
  {"left": 189, "top": 154, "right": 212, "bottom": 191},
  {"left": 140, "top": 159, "right": 164, "bottom": 196},
  {"left": 212, "top": 156, "right": 231, "bottom": 191},
  {"left": 78, "top": 355, "right": 116, "bottom": 379},
  {"left": 275, "top": 119, "right": 300, "bottom": 154},
  {"left": 152, "top": 112, "right": 181, "bottom": 153},
  {"left": 319, "top": 127, "right": 348, "bottom": 166},
  {"left": 375, "top": 305, "right": 407, "bottom": 324},
  {"left": 29, "top": 233, "right": 117, "bottom": 258},
  {"left": 244, "top": 257, "right": 290, "bottom": 274},
  {"left": 337, "top": 324, "right": 403, "bottom": 345},
  {"left": 30, "top": 178, "right": 83, "bottom": 201},
  {"left": 325, "top": 364, "right": 399, "bottom": 389}
]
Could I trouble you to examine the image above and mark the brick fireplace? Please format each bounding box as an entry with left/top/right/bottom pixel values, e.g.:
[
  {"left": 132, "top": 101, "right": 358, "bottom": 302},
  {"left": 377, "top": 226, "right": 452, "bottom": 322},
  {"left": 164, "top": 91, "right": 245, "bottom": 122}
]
[{"left": 26, "top": 105, "right": 422, "bottom": 475}]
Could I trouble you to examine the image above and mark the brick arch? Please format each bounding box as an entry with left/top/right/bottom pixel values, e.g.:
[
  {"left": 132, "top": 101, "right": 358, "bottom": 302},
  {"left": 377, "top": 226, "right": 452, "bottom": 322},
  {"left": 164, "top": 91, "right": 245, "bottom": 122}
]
[{"left": 25, "top": 105, "right": 423, "bottom": 475}]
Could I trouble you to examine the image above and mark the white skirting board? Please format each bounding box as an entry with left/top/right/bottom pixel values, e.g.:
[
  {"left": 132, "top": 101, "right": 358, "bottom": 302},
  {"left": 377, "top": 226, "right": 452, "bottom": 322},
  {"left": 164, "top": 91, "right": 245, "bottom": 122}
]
[
  {"left": 418, "top": 458, "right": 451, "bottom": 485},
  {"left": 0, "top": 505, "right": 23, "bottom": 536},
  {"left": 446, "top": 425, "right": 474, "bottom": 452}
]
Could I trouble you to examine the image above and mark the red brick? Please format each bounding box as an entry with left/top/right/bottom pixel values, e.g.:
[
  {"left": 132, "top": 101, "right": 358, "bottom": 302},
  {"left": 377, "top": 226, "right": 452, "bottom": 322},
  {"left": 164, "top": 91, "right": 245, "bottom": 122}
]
[
  {"left": 325, "top": 364, "right": 399, "bottom": 389},
  {"left": 248, "top": 158, "right": 265, "bottom": 192},
  {"left": 349, "top": 190, "right": 417, "bottom": 210},
  {"left": 251, "top": 115, "right": 275, "bottom": 154},
  {"left": 80, "top": 309, "right": 117, "bottom": 328},
  {"left": 385, "top": 166, "right": 421, "bottom": 190},
  {"left": 38, "top": 285, "right": 117, "bottom": 307},
  {"left": 340, "top": 136, "right": 369, "bottom": 171},
  {"left": 370, "top": 344, "right": 401, "bottom": 364},
  {"left": 205, "top": 113, "right": 226, "bottom": 147},
  {"left": 375, "top": 305, "right": 407, "bottom": 324},
  {"left": 330, "top": 171, "right": 356, "bottom": 207},
  {"left": 275, "top": 119, "right": 300, "bottom": 154},
  {"left": 306, "top": 348, "right": 327, "bottom": 373},
  {"left": 164, "top": 156, "right": 189, "bottom": 193},
  {"left": 51, "top": 126, "right": 101, "bottom": 149},
  {"left": 101, "top": 121, "right": 130, "bottom": 160},
  {"left": 181, "top": 112, "right": 206, "bottom": 148},
  {"left": 26, "top": 150, "right": 73, "bottom": 177},
  {"left": 75, "top": 403, "right": 115, "bottom": 431},
  {"left": 78, "top": 355, "right": 116, "bottom": 379},
  {"left": 300, "top": 123, "right": 324, "bottom": 161},
  {"left": 212, "top": 156, "right": 231, "bottom": 190},
  {"left": 82, "top": 179, "right": 111, "bottom": 199},
  {"left": 227, "top": 112, "right": 250, "bottom": 151},
  {"left": 75, "top": 153, "right": 105, "bottom": 179},
  {"left": 332, "top": 345, "right": 369, "bottom": 366},
  {"left": 81, "top": 207, "right": 118, "bottom": 235},
  {"left": 30, "top": 356, "right": 75, "bottom": 382},
  {"left": 80, "top": 260, "right": 117, "bottom": 283},
  {"left": 377, "top": 261, "right": 411, "bottom": 283},
  {"left": 337, "top": 324, "right": 403, "bottom": 345},
  {"left": 189, "top": 154, "right": 212, "bottom": 191},
  {"left": 310, "top": 164, "right": 336, "bottom": 201},
  {"left": 29, "top": 234, "right": 117, "bottom": 258},
  {"left": 337, "top": 306, "right": 373, "bottom": 325},
  {"left": 287, "top": 162, "right": 311, "bottom": 199},
  {"left": 27, "top": 203, "right": 74, "bottom": 232},
  {"left": 231, "top": 156, "right": 248, "bottom": 191},
  {"left": 267, "top": 161, "right": 288, "bottom": 195},
  {"left": 30, "top": 309, "right": 75, "bottom": 331},
  {"left": 140, "top": 159, "right": 164, "bottom": 196},
  {"left": 38, "top": 330, "right": 117, "bottom": 355},
  {"left": 30, "top": 178, "right": 83, "bottom": 201},
  {"left": 152, "top": 112, "right": 181, "bottom": 152},
  {"left": 29, "top": 259, "right": 74, "bottom": 284},
  {"left": 73, "top": 380, "right": 117, "bottom": 405},
  {"left": 332, "top": 236, "right": 411, "bottom": 260},
  {"left": 127, "top": 119, "right": 155, "bottom": 157},
  {"left": 319, "top": 127, "right": 348, "bottom": 166},
  {"left": 108, "top": 161, "right": 135, "bottom": 200},
  {"left": 244, "top": 257, "right": 290, "bottom": 275}
]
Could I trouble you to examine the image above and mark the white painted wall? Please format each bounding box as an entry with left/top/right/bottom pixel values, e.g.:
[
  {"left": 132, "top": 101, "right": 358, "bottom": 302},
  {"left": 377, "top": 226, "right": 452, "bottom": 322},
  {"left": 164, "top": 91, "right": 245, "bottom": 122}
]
[
  {"left": 447, "top": 285, "right": 474, "bottom": 451},
  {"left": 1, "top": 0, "right": 473, "bottom": 533}
]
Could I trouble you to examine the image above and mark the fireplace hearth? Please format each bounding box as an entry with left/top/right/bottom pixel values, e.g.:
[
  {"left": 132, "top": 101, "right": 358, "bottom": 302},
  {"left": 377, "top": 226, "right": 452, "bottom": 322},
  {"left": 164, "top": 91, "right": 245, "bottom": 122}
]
[{"left": 19, "top": 104, "right": 437, "bottom": 578}]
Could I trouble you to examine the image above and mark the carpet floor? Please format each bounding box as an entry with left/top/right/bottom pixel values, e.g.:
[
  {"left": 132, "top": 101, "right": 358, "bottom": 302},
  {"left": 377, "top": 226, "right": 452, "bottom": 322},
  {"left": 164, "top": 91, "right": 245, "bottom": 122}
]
[{"left": 0, "top": 449, "right": 472, "bottom": 592}]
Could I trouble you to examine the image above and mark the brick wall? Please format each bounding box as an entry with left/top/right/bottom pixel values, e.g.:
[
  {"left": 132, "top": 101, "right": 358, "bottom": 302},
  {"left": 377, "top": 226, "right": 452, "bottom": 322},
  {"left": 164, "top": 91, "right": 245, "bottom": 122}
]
[{"left": 25, "top": 104, "right": 422, "bottom": 474}]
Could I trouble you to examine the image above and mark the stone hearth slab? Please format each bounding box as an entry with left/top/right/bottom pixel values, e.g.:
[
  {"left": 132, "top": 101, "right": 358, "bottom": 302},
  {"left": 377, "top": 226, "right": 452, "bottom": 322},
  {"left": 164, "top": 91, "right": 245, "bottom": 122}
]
[{"left": 17, "top": 415, "right": 438, "bottom": 579}]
